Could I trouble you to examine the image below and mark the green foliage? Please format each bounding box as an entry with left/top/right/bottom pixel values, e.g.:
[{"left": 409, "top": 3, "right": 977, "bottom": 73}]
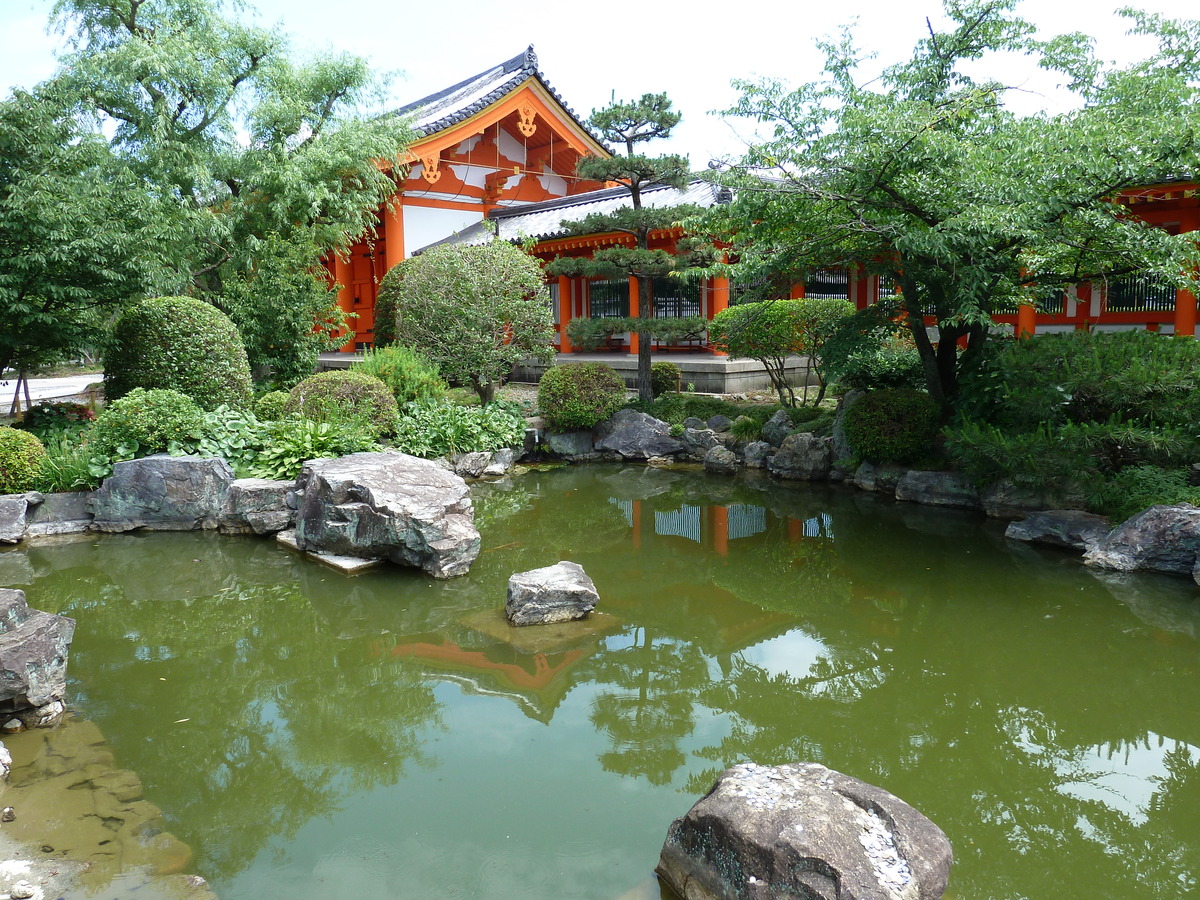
[
  {"left": 564, "top": 315, "right": 707, "bottom": 351},
  {"left": 821, "top": 304, "right": 926, "bottom": 391},
  {"left": 350, "top": 346, "right": 447, "bottom": 405},
  {"left": 30, "top": 432, "right": 102, "bottom": 493},
  {"left": 730, "top": 415, "right": 761, "bottom": 441},
  {"left": 669, "top": 423, "right": 685, "bottom": 438},
  {"left": 628, "top": 394, "right": 748, "bottom": 427},
  {"left": 538, "top": 363, "right": 627, "bottom": 431},
  {"left": 842, "top": 388, "right": 940, "bottom": 464},
  {"left": 706, "top": 2, "right": 1200, "bottom": 405},
  {"left": 392, "top": 401, "right": 527, "bottom": 459},
  {"left": 169, "top": 405, "right": 271, "bottom": 474},
  {"left": 650, "top": 361, "right": 682, "bottom": 398},
  {"left": 254, "top": 391, "right": 291, "bottom": 422},
  {"left": 104, "top": 296, "right": 253, "bottom": 410},
  {"left": 379, "top": 241, "right": 554, "bottom": 405},
  {"left": 246, "top": 418, "right": 379, "bottom": 481},
  {"left": 87, "top": 388, "right": 205, "bottom": 471},
  {"left": 372, "top": 291, "right": 397, "bottom": 348},
  {"left": 0, "top": 426, "right": 47, "bottom": 494},
  {"left": 19, "top": 402, "right": 95, "bottom": 441},
  {"left": 1088, "top": 467, "right": 1200, "bottom": 523},
  {"left": 284, "top": 371, "right": 399, "bottom": 438}
]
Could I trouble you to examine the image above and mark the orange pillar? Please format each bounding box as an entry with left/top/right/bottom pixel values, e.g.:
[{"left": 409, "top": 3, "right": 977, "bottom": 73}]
[
  {"left": 332, "top": 254, "right": 356, "bottom": 352},
  {"left": 710, "top": 277, "right": 729, "bottom": 356},
  {"left": 558, "top": 275, "right": 573, "bottom": 353},
  {"left": 1075, "top": 284, "right": 1092, "bottom": 330},
  {"left": 627, "top": 276, "right": 639, "bottom": 355},
  {"left": 1017, "top": 302, "right": 1037, "bottom": 339},
  {"left": 1175, "top": 287, "right": 1197, "bottom": 337},
  {"left": 712, "top": 506, "right": 729, "bottom": 556},
  {"left": 788, "top": 518, "right": 803, "bottom": 542},
  {"left": 383, "top": 202, "right": 405, "bottom": 275},
  {"left": 790, "top": 282, "right": 805, "bottom": 299}
]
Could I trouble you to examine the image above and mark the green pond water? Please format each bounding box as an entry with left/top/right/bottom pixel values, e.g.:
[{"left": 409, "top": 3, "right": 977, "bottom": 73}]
[{"left": 3, "top": 463, "right": 1200, "bottom": 900}]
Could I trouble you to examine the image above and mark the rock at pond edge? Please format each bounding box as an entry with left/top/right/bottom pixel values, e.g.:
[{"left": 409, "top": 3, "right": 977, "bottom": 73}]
[{"left": 506, "top": 561, "right": 599, "bottom": 626}]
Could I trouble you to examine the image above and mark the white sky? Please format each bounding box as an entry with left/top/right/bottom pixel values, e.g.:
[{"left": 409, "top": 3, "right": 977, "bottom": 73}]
[{"left": 1, "top": 0, "right": 1197, "bottom": 162}]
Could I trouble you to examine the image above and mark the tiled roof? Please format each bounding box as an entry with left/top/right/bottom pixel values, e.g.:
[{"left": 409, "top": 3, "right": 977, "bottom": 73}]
[
  {"left": 392, "top": 45, "right": 604, "bottom": 147},
  {"left": 417, "top": 179, "right": 728, "bottom": 252}
]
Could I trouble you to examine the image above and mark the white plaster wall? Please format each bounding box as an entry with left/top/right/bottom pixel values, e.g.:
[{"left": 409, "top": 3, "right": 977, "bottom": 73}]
[
  {"left": 403, "top": 205, "right": 484, "bottom": 256},
  {"left": 538, "top": 171, "right": 568, "bottom": 196},
  {"left": 496, "top": 126, "right": 526, "bottom": 163}
]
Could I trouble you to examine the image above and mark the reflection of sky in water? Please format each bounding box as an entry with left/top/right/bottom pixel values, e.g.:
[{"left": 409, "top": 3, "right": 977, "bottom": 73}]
[{"left": 739, "top": 629, "right": 829, "bottom": 681}]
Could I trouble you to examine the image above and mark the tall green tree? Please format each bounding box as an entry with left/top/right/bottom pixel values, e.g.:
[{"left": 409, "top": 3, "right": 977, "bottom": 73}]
[
  {"left": 547, "top": 94, "right": 699, "bottom": 402},
  {"left": 705, "top": 1, "right": 1200, "bottom": 407},
  {"left": 48, "top": 0, "right": 414, "bottom": 382}
]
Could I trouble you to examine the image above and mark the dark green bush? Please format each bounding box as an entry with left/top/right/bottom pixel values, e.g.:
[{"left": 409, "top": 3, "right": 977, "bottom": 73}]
[
  {"left": 20, "top": 401, "right": 95, "bottom": 440},
  {"left": 372, "top": 292, "right": 397, "bottom": 348},
  {"left": 821, "top": 300, "right": 925, "bottom": 391},
  {"left": 0, "top": 426, "right": 47, "bottom": 494},
  {"left": 538, "top": 363, "right": 626, "bottom": 431},
  {"left": 284, "top": 371, "right": 399, "bottom": 438},
  {"left": 1088, "top": 466, "right": 1200, "bottom": 523},
  {"left": 254, "top": 391, "right": 290, "bottom": 422},
  {"left": 650, "top": 361, "right": 681, "bottom": 398},
  {"left": 842, "top": 388, "right": 940, "bottom": 464},
  {"left": 628, "top": 394, "right": 747, "bottom": 427},
  {"left": 351, "top": 345, "right": 446, "bottom": 405},
  {"left": 88, "top": 388, "right": 205, "bottom": 459},
  {"left": 104, "top": 296, "right": 254, "bottom": 410}
]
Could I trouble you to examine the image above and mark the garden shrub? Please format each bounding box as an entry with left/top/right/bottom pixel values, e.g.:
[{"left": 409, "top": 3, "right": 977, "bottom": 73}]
[
  {"left": 650, "top": 361, "right": 681, "bottom": 398},
  {"left": 88, "top": 388, "right": 205, "bottom": 462},
  {"left": 350, "top": 346, "right": 446, "bottom": 405},
  {"left": 392, "top": 400, "right": 527, "bottom": 458},
  {"left": 537, "top": 363, "right": 626, "bottom": 431},
  {"left": 284, "top": 370, "right": 399, "bottom": 438},
  {"left": 1087, "top": 466, "right": 1200, "bottom": 523},
  {"left": 247, "top": 418, "right": 380, "bottom": 481},
  {"left": 372, "top": 292, "right": 397, "bottom": 348},
  {"left": 254, "top": 391, "right": 290, "bottom": 422},
  {"left": 629, "top": 394, "right": 746, "bottom": 427},
  {"left": 842, "top": 388, "right": 940, "bottom": 464},
  {"left": 0, "top": 426, "right": 47, "bottom": 494},
  {"left": 104, "top": 296, "right": 253, "bottom": 410},
  {"left": 821, "top": 299, "right": 925, "bottom": 391},
  {"left": 170, "top": 404, "right": 271, "bottom": 474},
  {"left": 30, "top": 434, "right": 99, "bottom": 493},
  {"left": 19, "top": 401, "right": 95, "bottom": 441}
]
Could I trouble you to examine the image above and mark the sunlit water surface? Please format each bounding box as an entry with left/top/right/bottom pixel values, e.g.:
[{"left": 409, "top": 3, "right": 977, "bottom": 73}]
[{"left": 4, "top": 464, "right": 1200, "bottom": 900}]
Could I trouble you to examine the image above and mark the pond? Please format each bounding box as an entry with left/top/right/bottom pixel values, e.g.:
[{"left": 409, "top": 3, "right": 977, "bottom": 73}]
[{"left": 2, "top": 464, "right": 1199, "bottom": 900}]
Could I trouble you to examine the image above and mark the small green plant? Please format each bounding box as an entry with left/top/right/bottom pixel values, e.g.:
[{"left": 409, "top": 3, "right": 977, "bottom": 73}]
[
  {"left": 284, "top": 370, "right": 399, "bottom": 438},
  {"left": 537, "top": 363, "right": 626, "bottom": 431},
  {"left": 0, "top": 426, "right": 47, "bottom": 494},
  {"left": 168, "top": 404, "right": 270, "bottom": 474},
  {"left": 1088, "top": 466, "right": 1200, "bottom": 523},
  {"left": 685, "top": 382, "right": 696, "bottom": 393},
  {"left": 729, "top": 415, "right": 761, "bottom": 441},
  {"left": 669, "top": 423, "right": 685, "bottom": 438},
  {"left": 650, "top": 361, "right": 681, "bottom": 398},
  {"left": 30, "top": 433, "right": 100, "bottom": 493},
  {"left": 350, "top": 345, "right": 447, "bottom": 405},
  {"left": 247, "top": 418, "right": 380, "bottom": 480},
  {"left": 20, "top": 401, "right": 96, "bottom": 440},
  {"left": 254, "top": 391, "right": 290, "bottom": 422},
  {"left": 842, "top": 388, "right": 940, "bottom": 464},
  {"left": 88, "top": 388, "right": 206, "bottom": 475},
  {"left": 392, "top": 400, "right": 527, "bottom": 458}
]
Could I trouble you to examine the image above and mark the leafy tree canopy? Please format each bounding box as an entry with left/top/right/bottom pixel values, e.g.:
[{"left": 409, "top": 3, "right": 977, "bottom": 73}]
[{"left": 703, "top": 0, "right": 1200, "bottom": 406}]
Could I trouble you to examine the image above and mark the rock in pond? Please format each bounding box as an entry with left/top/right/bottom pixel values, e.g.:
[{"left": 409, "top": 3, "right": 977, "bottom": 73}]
[
  {"left": 1006, "top": 510, "right": 1111, "bottom": 553},
  {"left": 293, "top": 451, "right": 480, "bottom": 579},
  {"left": 1084, "top": 504, "right": 1200, "bottom": 576},
  {"left": 89, "top": 455, "right": 234, "bottom": 532},
  {"left": 657, "top": 762, "right": 952, "bottom": 900},
  {"left": 760, "top": 410, "right": 796, "bottom": 448},
  {"left": 0, "top": 588, "right": 75, "bottom": 728},
  {"left": 595, "top": 409, "right": 684, "bottom": 460},
  {"left": 895, "top": 471, "right": 981, "bottom": 510},
  {"left": 219, "top": 478, "right": 294, "bottom": 535},
  {"left": 768, "top": 433, "right": 832, "bottom": 481},
  {"left": 506, "top": 561, "right": 599, "bottom": 626},
  {"left": 703, "top": 446, "right": 739, "bottom": 477}
]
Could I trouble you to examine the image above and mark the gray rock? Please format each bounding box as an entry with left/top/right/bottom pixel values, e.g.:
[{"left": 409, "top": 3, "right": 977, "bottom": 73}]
[
  {"left": 760, "top": 410, "right": 795, "bottom": 448},
  {"left": 220, "top": 478, "right": 295, "bottom": 535},
  {"left": 293, "top": 451, "right": 479, "bottom": 579},
  {"left": 895, "top": 471, "right": 981, "bottom": 510},
  {"left": 0, "top": 743, "right": 10, "bottom": 781},
  {"left": 768, "top": 433, "right": 833, "bottom": 481},
  {"left": 544, "top": 430, "right": 595, "bottom": 459},
  {"left": 0, "top": 496, "right": 29, "bottom": 543},
  {"left": 0, "top": 588, "right": 75, "bottom": 722},
  {"left": 450, "top": 451, "right": 492, "bottom": 479},
  {"left": 706, "top": 415, "right": 733, "bottom": 433},
  {"left": 1084, "top": 504, "right": 1200, "bottom": 576},
  {"left": 832, "top": 389, "right": 866, "bottom": 463},
  {"left": 853, "top": 462, "right": 910, "bottom": 496},
  {"left": 657, "top": 762, "right": 952, "bottom": 900},
  {"left": 703, "top": 446, "right": 740, "bottom": 476},
  {"left": 743, "top": 441, "right": 773, "bottom": 469},
  {"left": 24, "top": 491, "right": 92, "bottom": 537},
  {"left": 89, "top": 455, "right": 234, "bottom": 532},
  {"left": 682, "top": 428, "right": 722, "bottom": 461},
  {"left": 594, "top": 409, "right": 684, "bottom": 459},
  {"left": 683, "top": 417, "right": 706, "bottom": 431},
  {"left": 1006, "top": 511, "right": 1111, "bottom": 553},
  {"left": 506, "top": 561, "right": 598, "bottom": 626},
  {"left": 483, "top": 448, "right": 516, "bottom": 476},
  {"left": 980, "top": 479, "right": 1086, "bottom": 519}
]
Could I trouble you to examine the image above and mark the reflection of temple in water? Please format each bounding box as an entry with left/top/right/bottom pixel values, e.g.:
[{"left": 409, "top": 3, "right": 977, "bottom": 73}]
[{"left": 609, "top": 499, "right": 832, "bottom": 556}]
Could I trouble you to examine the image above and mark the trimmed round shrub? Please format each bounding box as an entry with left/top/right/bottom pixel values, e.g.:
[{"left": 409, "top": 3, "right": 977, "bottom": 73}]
[
  {"left": 104, "top": 296, "right": 253, "bottom": 411},
  {"left": 254, "top": 390, "right": 290, "bottom": 422},
  {"left": 650, "top": 361, "right": 681, "bottom": 398},
  {"left": 842, "top": 388, "right": 940, "bottom": 464},
  {"left": 350, "top": 345, "right": 446, "bottom": 405},
  {"left": 284, "top": 370, "right": 399, "bottom": 438},
  {"left": 89, "top": 388, "right": 205, "bottom": 457},
  {"left": 0, "top": 426, "right": 47, "bottom": 494},
  {"left": 538, "top": 363, "right": 626, "bottom": 431}
]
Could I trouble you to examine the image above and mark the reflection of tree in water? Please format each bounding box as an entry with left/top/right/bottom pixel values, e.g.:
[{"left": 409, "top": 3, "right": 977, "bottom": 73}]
[{"left": 580, "top": 627, "right": 708, "bottom": 786}]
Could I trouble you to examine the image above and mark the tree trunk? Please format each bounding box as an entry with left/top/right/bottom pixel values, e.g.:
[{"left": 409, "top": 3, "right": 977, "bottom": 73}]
[{"left": 636, "top": 273, "right": 653, "bottom": 403}]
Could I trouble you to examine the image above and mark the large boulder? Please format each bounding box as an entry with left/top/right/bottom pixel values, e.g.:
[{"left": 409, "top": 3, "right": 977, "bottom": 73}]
[
  {"left": 0, "top": 588, "right": 75, "bottom": 728},
  {"left": 743, "top": 441, "right": 774, "bottom": 469},
  {"left": 657, "top": 762, "right": 952, "bottom": 900},
  {"left": 1006, "top": 510, "right": 1111, "bottom": 553},
  {"left": 0, "top": 495, "right": 31, "bottom": 543},
  {"left": 1084, "top": 504, "right": 1200, "bottom": 576},
  {"left": 768, "top": 433, "right": 832, "bottom": 481},
  {"left": 895, "top": 471, "right": 981, "bottom": 510},
  {"left": 25, "top": 491, "right": 92, "bottom": 537},
  {"left": 852, "top": 462, "right": 910, "bottom": 496},
  {"left": 831, "top": 389, "right": 866, "bottom": 462},
  {"left": 703, "top": 446, "right": 740, "bottom": 477},
  {"left": 506, "top": 561, "right": 598, "bottom": 626},
  {"left": 219, "top": 478, "right": 294, "bottom": 535},
  {"left": 594, "top": 409, "right": 684, "bottom": 460},
  {"left": 683, "top": 428, "right": 723, "bottom": 461},
  {"left": 89, "top": 455, "right": 234, "bottom": 532},
  {"left": 980, "top": 479, "right": 1086, "bottom": 519},
  {"left": 760, "top": 410, "right": 795, "bottom": 448},
  {"left": 292, "top": 451, "right": 479, "bottom": 579}
]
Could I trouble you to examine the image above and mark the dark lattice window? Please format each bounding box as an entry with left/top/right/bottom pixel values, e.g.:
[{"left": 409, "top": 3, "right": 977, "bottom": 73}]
[
  {"left": 589, "top": 279, "right": 629, "bottom": 318},
  {"left": 805, "top": 269, "right": 850, "bottom": 299},
  {"left": 651, "top": 277, "right": 701, "bottom": 318},
  {"left": 1107, "top": 274, "right": 1176, "bottom": 313}
]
